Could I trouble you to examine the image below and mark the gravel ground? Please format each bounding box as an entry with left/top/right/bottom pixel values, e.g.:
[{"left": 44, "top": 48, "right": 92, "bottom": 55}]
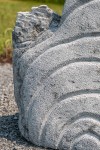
[{"left": 0, "top": 64, "right": 47, "bottom": 150}]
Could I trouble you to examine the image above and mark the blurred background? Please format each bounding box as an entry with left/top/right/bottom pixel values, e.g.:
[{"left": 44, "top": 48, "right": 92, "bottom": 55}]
[{"left": 0, "top": 0, "right": 64, "bottom": 63}]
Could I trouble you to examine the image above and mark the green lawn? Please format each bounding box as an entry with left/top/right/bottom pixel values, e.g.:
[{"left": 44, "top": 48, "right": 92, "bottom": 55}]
[{"left": 0, "top": 0, "right": 63, "bottom": 61}]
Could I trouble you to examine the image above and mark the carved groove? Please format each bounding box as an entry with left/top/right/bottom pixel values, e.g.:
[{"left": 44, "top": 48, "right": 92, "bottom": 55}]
[
  {"left": 21, "top": 60, "right": 100, "bottom": 115},
  {"left": 72, "top": 133, "right": 100, "bottom": 150},
  {"left": 56, "top": 115, "right": 100, "bottom": 148},
  {"left": 58, "top": 89, "right": 100, "bottom": 102},
  {"left": 26, "top": 58, "right": 100, "bottom": 82},
  {"left": 17, "top": 0, "right": 100, "bottom": 61},
  {"left": 38, "top": 93, "right": 100, "bottom": 143},
  {"left": 19, "top": 33, "right": 100, "bottom": 78},
  {"left": 62, "top": 0, "right": 93, "bottom": 21},
  {"left": 13, "top": 0, "right": 100, "bottom": 149}
]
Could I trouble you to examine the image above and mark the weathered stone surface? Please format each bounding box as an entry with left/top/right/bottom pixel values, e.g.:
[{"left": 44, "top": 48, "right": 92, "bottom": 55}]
[
  {"left": 13, "top": 0, "right": 100, "bottom": 149},
  {"left": 13, "top": 5, "right": 61, "bottom": 49}
]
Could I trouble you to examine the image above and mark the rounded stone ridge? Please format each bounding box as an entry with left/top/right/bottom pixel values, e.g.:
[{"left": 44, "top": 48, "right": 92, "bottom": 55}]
[{"left": 13, "top": 0, "right": 100, "bottom": 149}]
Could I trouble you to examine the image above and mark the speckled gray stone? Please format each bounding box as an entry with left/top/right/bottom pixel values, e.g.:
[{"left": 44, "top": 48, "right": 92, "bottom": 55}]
[{"left": 13, "top": 1, "right": 100, "bottom": 150}]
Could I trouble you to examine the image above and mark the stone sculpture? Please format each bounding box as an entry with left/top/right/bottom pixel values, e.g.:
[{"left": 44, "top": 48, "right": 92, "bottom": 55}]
[{"left": 13, "top": 0, "right": 100, "bottom": 149}]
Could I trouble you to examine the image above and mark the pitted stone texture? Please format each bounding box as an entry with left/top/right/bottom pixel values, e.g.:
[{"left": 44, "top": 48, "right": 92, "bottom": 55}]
[
  {"left": 13, "top": 5, "right": 61, "bottom": 49},
  {"left": 13, "top": 0, "right": 100, "bottom": 150}
]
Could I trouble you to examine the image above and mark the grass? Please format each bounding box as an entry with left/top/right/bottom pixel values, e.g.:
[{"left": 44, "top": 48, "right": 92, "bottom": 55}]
[{"left": 0, "top": 0, "right": 63, "bottom": 63}]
